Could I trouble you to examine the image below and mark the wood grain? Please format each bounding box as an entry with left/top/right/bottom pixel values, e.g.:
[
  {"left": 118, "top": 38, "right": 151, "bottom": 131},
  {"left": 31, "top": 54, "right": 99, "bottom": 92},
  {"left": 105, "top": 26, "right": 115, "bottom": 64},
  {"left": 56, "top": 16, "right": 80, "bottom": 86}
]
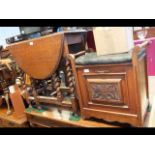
[
  {"left": 69, "top": 43, "right": 149, "bottom": 127},
  {"left": 8, "top": 34, "right": 64, "bottom": 80}
]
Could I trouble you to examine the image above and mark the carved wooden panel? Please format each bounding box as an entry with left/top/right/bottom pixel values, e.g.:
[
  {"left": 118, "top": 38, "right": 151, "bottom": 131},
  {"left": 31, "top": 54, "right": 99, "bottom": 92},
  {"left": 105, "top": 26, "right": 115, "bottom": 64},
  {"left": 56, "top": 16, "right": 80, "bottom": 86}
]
[
  {"left": 90, "top": 83, "right": 121, "bottom": 101},
  {"left": 87, "top": 79, "right": 123, "bottom": 104}
]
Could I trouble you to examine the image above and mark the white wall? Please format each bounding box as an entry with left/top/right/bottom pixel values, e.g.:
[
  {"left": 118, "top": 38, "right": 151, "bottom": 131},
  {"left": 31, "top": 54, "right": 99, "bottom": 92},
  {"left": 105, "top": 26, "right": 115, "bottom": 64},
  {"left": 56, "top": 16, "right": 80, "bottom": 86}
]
[
  {"left": 133, "top": 27, "right": 150, "bottom": 31},
  {"left": 0, "top": 27, "right": 20, "bottom": 46}
]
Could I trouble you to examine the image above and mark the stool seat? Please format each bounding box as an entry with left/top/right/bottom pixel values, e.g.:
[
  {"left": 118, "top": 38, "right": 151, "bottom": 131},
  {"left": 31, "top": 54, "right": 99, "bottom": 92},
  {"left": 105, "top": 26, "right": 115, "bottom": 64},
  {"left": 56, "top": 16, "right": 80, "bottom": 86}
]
[{"left": 75, "top": 49, "right": 145, "bottom": 65}]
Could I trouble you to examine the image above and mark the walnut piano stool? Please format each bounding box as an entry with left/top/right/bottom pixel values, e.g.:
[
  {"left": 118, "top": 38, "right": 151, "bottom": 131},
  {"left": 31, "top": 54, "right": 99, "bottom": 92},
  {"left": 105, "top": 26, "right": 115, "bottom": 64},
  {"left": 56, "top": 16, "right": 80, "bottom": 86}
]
[{"left": 68, "top": 41, "right": 150, "bottom": 127}]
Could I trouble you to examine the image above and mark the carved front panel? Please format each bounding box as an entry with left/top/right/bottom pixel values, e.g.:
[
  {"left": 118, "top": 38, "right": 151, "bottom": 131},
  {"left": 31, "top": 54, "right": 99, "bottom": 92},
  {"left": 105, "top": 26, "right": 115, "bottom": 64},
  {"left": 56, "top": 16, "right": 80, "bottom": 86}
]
[
  {"left": 86, "top": 78, "right": 124, "bottom": 105},
  {"left": 90, "top": 83, "right": 121, "bottom": 101}
]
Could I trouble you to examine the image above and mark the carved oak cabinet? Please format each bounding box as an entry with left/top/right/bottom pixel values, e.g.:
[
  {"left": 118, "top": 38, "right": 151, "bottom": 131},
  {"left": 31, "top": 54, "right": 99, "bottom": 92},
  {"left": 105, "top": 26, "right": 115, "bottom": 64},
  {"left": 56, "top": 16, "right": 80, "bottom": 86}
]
[{"left": 69, "top": 42, "right": 149, "bottom": 127}]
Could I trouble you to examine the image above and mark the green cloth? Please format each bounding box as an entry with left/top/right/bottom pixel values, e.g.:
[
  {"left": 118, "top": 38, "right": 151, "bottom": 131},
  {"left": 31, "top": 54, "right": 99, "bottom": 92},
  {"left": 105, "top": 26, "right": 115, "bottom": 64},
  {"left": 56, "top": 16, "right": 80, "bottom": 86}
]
[
  {"left": 147, "top": 104, "right": 152, "bottom": 112},
  {"left": 26, "top": 107, "right": 45, "bottom": 113},
  {"left": 75, "top": 52, "right": 132, "bottom": 65},
  {"left": 69, "top": 113, "right": 81, "bottom": 121},
  {"left": 75, "top": 49, "right": 146, "bottom": 65}
]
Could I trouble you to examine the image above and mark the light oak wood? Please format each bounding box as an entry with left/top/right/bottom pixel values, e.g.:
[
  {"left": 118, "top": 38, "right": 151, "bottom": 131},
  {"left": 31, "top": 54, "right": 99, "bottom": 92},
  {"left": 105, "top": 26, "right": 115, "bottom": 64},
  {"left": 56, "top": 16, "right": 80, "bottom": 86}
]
[
  {"left": 9, "top": 85, "right": 26, "bottom": 119},
  {"left": 7, "top": 33, "right": 64, "bottom": 80},
  {"left": 0, "top": 108, "right": 28, "bottom": 128},
  {"left": 26, "top": 109, "right": 119, "bottom": 128}
]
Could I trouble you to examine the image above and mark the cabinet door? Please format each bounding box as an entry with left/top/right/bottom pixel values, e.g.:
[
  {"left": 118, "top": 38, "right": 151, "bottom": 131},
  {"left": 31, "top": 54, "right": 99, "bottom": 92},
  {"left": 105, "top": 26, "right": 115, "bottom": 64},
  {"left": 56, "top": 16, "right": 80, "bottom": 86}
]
[
  {"left": 86, "top": 77, "right": 125, "bottom": 106},
  {"left": 77, "top": 65, "right": 138, "bottom": 114},
  {"left": 82, "top": 73, "right": 130, "bottom": 110},
  {"left": 76, "top": 65, "right": 142, "bottom": 126}
]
